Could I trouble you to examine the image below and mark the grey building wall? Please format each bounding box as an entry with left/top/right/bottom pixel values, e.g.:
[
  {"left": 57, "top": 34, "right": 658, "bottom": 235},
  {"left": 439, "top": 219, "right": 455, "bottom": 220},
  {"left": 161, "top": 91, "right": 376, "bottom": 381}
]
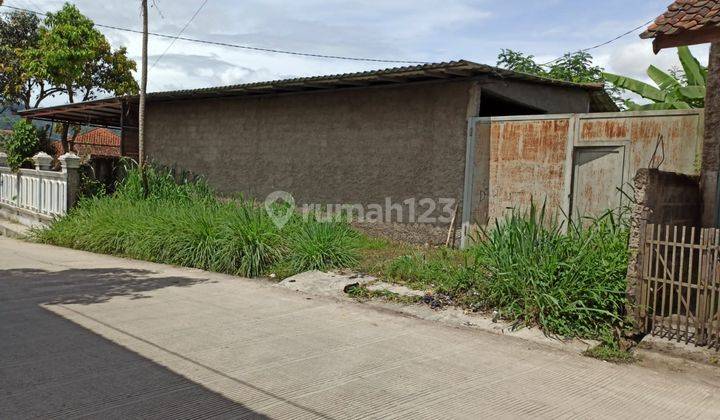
[
  {"left": 145, "top": 79, "right": 592, "bottom": 224},
  {"left": 481, "top": 80, "right": 592, "bottom": 113},
  {"left": 146, "top": 80, "right": 476, "bottom": 210}
]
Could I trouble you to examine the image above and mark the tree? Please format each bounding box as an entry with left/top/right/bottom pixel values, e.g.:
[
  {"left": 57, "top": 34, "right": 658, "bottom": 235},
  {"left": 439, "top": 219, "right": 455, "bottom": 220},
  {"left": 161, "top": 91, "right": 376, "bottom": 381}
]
[
  {"left": 0, "top": 10, "right": 59, "bottom": 111},
  {"left": 603, "top": 47, "right": 707, "bottom": 110},
  {"left": 497, "top": 49, "right": 623, "bottom": 106},
  {"left": 22, "top": 3, "right": 138, "bottom": 151},
  {"left": 496, "top": 49, "right": 545, "bottom": 75}
]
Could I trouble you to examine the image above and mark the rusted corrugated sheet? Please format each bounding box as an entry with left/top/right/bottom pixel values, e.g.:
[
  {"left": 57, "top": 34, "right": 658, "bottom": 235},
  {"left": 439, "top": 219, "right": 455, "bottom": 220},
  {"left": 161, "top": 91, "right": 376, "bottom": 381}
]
[
  {"left": 470, "top": 109, "right": 703, "bottom": 229},
  {"left": 484, "top": 118, "right": 570, "bottom": 223},
  {"left": 578, "top": 112, "right": 703, "bottom": 175}
]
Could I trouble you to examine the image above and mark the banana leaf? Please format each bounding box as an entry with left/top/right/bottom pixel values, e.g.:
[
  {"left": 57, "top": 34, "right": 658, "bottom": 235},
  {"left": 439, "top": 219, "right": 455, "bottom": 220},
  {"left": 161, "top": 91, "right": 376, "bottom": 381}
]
[
  {"left": 678, "top": 46, "right": 706, "bottom": 86},
  {"left": 603, "top": 72, "right": 666, "bottom": 102},
  {"left": 647, "top": 65, "right": 680, "bottom": 91},
  {"left": 625, "top": 101, "right": 686, "bottom": 111},
  {"left": 678, "top": 85, "right": 706, "bottom": 99}
]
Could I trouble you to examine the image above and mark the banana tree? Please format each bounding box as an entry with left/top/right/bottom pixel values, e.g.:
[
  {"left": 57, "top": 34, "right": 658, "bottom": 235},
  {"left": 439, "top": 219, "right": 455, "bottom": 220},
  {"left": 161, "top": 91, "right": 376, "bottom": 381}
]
[{"left": 603, "top": 46, "right": 707, "bottom": 110}]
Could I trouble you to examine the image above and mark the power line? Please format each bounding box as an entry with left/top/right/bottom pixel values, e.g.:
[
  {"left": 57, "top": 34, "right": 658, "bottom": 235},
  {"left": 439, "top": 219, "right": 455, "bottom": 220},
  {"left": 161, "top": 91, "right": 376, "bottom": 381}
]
[
  {"left": 539, "top": 18, "right": 655, "bottom": 66},
  {"left": 1, "top": 4, "right": 657, "bottom": 67},
  {"left": 0, "top": 4, "right": 427, "bottom": 64},
  {"left": 150, "top": 0, "right": 165, "bottom": 20},
  {"left": 151, "top": 0, "right": 209, "bottom": 70}
]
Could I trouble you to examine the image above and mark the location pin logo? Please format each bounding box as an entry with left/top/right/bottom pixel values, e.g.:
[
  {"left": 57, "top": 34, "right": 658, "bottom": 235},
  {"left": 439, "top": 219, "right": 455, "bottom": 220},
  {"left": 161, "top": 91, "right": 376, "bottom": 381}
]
[{"left": 264, "top": 191, "right": 295, "bottom": 229}]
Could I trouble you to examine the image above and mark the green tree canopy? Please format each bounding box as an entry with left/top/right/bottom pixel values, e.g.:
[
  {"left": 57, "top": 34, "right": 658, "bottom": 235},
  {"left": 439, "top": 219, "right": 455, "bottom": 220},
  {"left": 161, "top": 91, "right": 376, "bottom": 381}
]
[
  {"left": 497, "top": 49, "right": 622, "bottom": 107},
  {"left": 23, "top": 3, "right": 138, "bottom": 104},
  {"left": 0, "top": 10, "right": 53, "bottom": 110},
  {"left": 1, "top": 3, "right": 138, "bottom": 115},
  {"left": 498, "top": 50, "right": 604, "bottom": 83},
  {"left": 2, "top": 3, "right": 140, "bottom": 152}
]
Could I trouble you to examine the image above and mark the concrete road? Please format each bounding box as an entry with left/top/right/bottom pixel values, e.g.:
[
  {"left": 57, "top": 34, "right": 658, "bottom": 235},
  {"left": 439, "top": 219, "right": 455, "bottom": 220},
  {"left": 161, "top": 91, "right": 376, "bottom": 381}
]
[{"left": 2, "top": 237, "right": 720, "bottom": 419}]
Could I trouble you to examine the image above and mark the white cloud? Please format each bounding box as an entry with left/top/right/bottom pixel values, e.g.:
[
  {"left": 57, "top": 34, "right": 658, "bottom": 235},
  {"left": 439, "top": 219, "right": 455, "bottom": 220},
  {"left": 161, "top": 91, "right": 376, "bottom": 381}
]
[
  {"left": 6, "top": 0, "right": 714, "bottom": 106},
  {"left": 597, "top": 39, "right": 709, "bottom": 81}
]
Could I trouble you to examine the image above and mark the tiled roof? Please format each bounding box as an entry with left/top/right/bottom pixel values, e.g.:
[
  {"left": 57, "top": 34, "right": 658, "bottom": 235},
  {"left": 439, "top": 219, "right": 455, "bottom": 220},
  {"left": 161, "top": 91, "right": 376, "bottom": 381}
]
[
  {"left": 641, "top": 0, "right": 720, "bottom": 39},
  {"left": 50, "top": 128, "right": 121, "bottom": 158}
]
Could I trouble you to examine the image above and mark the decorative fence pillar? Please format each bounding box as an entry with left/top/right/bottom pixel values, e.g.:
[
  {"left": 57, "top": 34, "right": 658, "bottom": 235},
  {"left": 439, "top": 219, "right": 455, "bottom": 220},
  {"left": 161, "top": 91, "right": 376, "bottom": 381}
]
[
  {"left": 59, "top": 152, "right": 81, "bottom": 210},
  {"left": 33, "top": 152, "right": 53, "bottom": 171},
  {"left": 0, "top": 152, "right": 81, "bottom": 222}
]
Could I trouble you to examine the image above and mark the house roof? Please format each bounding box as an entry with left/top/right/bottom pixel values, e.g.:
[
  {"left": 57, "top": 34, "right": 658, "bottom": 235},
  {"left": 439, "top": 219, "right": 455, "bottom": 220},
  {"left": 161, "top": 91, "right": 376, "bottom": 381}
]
[
  {"left": 18, "top": 59, "right": 617, "bottom": 127},
  {"left": 641, "top": 0, "right": 720, "bottom": 51},
  {"left": 50, "top": 128, "right": 121, "bottom": 158}
]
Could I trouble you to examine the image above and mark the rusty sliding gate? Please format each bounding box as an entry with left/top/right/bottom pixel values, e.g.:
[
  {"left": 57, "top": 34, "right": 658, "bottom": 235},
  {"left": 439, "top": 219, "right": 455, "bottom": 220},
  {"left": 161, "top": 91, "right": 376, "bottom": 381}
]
[{"left": 638, "top": 223, "right": 720, "bottom": 348}]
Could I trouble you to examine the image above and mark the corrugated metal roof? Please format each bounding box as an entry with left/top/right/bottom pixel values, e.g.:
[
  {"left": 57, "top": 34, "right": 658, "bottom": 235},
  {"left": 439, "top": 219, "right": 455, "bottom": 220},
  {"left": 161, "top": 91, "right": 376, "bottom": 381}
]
[
  {"left": 18, "top": 59, "right": 616, "bottom": 126},
  {"left": 145, "top": 59, "right": 605, "bottom": 101}
]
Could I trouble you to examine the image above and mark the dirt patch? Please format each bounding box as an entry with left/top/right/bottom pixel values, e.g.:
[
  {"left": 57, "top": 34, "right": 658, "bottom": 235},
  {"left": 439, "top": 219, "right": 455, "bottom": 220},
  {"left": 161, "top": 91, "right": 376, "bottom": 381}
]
[{"left": 351, "top": 221, "right": 454, "bottom": 246}]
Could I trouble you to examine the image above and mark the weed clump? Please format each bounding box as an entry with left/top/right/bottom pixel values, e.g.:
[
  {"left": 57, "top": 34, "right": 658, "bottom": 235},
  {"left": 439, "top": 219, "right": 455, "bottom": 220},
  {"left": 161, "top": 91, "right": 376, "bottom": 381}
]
[{"left": 376, "top": 203, "right": 630, "bottom": 341}]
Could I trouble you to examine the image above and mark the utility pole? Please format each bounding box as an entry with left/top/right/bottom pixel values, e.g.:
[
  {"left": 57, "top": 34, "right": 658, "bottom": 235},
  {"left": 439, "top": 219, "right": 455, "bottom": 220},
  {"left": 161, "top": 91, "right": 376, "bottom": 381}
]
[{"left": 139, "top": 0, "right": 149, "bottom": 196}]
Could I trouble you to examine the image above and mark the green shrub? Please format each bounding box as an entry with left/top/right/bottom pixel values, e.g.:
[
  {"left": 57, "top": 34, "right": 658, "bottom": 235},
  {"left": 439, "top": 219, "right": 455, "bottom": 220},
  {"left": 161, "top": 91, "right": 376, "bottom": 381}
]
[
  {"left": 5, "top": 119, "right": 41, "bottom": 171},
  {"left": 79, "top": 166, "right": 108, "bottom": 198},
  {"left": 114, "top": 161, "right": 213, "bottom": 202},
  {"left": 468, "top": 203, "right": 629, "bottom": 338}
]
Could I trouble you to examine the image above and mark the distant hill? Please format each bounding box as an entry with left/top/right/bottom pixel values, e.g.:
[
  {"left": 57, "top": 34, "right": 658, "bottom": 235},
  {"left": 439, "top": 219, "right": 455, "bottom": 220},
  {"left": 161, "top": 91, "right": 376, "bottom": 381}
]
[{"left": 0, "top": 107, "right": 20, "bottom": 130}]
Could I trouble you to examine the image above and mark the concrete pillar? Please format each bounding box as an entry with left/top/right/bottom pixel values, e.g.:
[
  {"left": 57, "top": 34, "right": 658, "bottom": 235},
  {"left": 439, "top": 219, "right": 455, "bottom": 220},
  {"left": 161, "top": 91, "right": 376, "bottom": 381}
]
[
  {"left": 701, "top": 42, "right": 720, "bottom": 227},
  {"left": 59, "top": 152, "right": 81, "bottom": 210},
  {"left": 32, "top": 152, "right": 53, "bottom": 171},
  {"left": 625, "top": 169, "right": 652, "bottom": 334},
  {"left": 0, "top": 152, "right": 7, "bottom": 167}
]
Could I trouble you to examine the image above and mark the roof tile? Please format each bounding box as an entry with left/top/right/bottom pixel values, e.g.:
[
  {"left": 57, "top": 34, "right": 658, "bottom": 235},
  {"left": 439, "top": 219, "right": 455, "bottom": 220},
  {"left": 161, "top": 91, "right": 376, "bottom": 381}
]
[
  {"left": 642, "top": 0, "right": 720, "bottom": 38},
  {"left": 51, "top": 128, "right": 121, "bottom": 158}
]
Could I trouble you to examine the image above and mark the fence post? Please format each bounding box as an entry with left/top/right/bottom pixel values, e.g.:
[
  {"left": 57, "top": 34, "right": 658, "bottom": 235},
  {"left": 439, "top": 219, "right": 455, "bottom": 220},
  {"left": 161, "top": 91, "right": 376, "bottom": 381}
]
[
  {"left": 0, "top": 153, "right": 7, "bottom": 207},
  {"left": 33, "top": 152, "right": 52, "bottom": 214},
  {"left": 33, "top": 152, "right": 52, "bottom": 171},
  {"left": 59, "top": 152, "right": 81, "bottom": 212}
]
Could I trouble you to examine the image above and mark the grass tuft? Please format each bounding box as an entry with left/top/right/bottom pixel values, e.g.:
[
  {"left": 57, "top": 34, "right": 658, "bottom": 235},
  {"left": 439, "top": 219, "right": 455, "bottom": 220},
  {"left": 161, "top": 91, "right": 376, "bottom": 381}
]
[
  {"left": 583, "top": 342, "right": 636, "bottom": 364},
  {"left": 286, "top": 220, "right": 360, "bottom": 272}
]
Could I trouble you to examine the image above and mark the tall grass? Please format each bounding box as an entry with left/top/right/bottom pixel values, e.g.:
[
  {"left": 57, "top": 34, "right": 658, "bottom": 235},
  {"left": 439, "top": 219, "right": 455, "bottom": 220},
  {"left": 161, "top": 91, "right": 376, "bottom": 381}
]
[
  {"left": 469, "top": 203, "right": 629, "bottom": 338},
  {"left": 286, "top": 220, "right": 360, "bottom": 272},
  {"left": 376, "top": 203, "right": 630, "bottom": 340},
  {"left": 34, "top": 165, "right": 358, "bottom": 278}
]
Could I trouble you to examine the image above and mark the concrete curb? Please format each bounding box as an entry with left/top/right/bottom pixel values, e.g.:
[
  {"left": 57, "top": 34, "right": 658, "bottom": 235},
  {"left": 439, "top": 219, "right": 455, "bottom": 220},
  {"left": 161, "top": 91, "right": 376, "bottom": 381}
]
[
  {"left": 0, "top": 218, "right": 29, "bottom": 239},
  {"left": 273, "top": 271, "right": 601, "bottom": 356}
]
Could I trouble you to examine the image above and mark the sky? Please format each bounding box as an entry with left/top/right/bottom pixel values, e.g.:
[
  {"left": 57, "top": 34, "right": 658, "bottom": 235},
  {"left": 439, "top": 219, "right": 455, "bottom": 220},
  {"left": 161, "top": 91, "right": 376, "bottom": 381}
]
[{"left": 3, "top": 0, "right": 712, "bottom": 101}]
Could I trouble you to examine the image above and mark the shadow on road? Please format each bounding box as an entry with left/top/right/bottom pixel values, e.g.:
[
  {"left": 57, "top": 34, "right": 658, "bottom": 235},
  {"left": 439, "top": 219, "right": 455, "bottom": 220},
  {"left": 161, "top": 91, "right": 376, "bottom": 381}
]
[
  {"left": 0, "top": 267, "right": 268, "bottom": 419},
  {"left": 1, "top": 268, "right": 209, "bottom": 305}
]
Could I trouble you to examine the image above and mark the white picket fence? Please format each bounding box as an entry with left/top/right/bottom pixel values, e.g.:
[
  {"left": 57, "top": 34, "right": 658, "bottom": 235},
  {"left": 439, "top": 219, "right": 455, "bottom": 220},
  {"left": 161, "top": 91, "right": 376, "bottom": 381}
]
[{"left": 0, "top": 152, "right": 80, "bottom": 219}]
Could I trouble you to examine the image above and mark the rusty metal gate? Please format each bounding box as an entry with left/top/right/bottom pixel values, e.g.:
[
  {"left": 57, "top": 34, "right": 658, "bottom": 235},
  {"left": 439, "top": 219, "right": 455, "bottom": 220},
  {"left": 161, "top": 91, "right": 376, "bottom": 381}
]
[
  {"left": 638, "top": 222, "right": 720, "bottom": 348},
  {"left": 460, "top": 109, "right": 704, "bottom": 248}
]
